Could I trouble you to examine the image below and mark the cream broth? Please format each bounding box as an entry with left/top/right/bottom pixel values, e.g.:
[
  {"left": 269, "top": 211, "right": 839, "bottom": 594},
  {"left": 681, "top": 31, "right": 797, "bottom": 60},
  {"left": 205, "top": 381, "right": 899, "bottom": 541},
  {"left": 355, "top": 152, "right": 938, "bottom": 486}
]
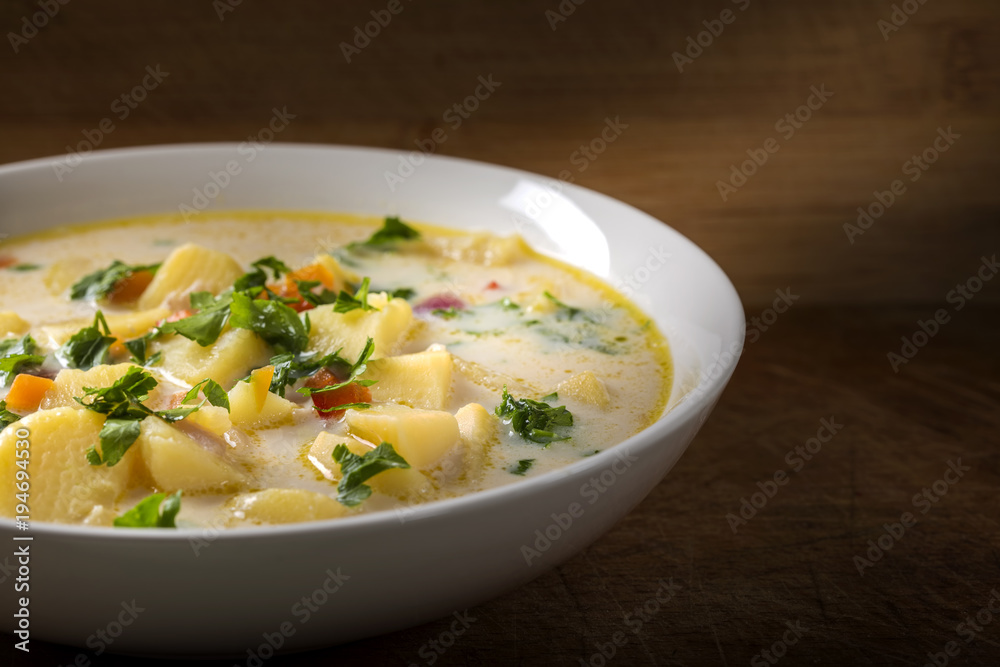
[{"left": 0, "top": 212, "right": 670, "bottom": 529}]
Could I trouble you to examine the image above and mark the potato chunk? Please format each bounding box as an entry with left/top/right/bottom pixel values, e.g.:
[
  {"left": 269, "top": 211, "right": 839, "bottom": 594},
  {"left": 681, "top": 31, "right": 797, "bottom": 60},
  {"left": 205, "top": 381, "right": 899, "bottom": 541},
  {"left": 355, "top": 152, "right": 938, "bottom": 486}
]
[
  {"left": 361, "top": 348, "right": 453, "bottom": 410},
  {"left": 41, "top": 363, "right": 160, "bottom": 410},
  {"left": 345, "top": 404, "right": 459, "bottom": 470},
  {"left": 310, "top": 432, "right": 431, "bottom": 499},
  {"left": 0, "top": 408, "right": 136, "bottom": 523},
  {"left": 0, "top": 311, "right": 30, "bottom": 338},
  {"left": 307, "top": 293, "right": 413, "bottom": 360},
  {"left": 138, "top": 243, "right": 244, "bottom": 310},
  {"left": 228, "top": 488, "right": 348, "bottom": 525},
  {"left": 182, "top": 405, "right": 233, "bottom": 437},
  {"left": 556, "top": 371, "right": 611, "bottom": 408},
  {"left": 154, "top": 328, "right": 271, "bottom": 388},
  {"left": 313, "top": 254, "right": 359, "bottom": 287},
  {"left": 455, "top": 402, "right": 496, "bottom": 477},
  {"left": 424, "top": 232, "right": 529, "bottom": 266},
  {"left": 36, "top": 308, "right": 170, "bottom": 349},
  {"left": 136, "top": 416, "right": 245, "bottom": 493},
  {"left": 228, "top": 376, "right": 296, "bottom": 430}
]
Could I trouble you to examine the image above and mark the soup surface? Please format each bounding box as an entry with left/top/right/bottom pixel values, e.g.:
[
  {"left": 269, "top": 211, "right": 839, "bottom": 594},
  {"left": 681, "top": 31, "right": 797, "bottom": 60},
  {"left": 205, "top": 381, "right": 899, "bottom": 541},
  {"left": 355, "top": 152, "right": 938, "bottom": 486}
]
[{"left": 0, "top": 212, "right": 671, "bottom": 529}]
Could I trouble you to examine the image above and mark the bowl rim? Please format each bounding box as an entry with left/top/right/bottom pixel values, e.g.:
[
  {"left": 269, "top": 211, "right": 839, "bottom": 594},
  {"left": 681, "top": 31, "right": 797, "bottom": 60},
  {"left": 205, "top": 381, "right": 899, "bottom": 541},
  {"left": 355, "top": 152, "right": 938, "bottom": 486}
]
[{"left": 0, "top": 141, "right": 746, "bottom": 542}]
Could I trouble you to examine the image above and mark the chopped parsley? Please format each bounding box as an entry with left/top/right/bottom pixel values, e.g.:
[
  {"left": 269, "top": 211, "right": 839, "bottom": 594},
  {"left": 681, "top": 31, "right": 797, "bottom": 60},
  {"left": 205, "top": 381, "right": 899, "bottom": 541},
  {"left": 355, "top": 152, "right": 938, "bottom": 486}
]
[
  {"left": 354, "top": 216, "right": 421, "bottom": 249},
  {"left": 0, "top": 400, "right": 20, "bottom": 432},
  {"left": 9, "top": 264, "right": 41, "bottom": 272},
  {"left": 56, "top": 312, "right": 116, "bottom": 371},
  {"left": 113, "top": 490, "right": 182, "bottom": 528},
  {"left": 333, "top": 277, "right": 378, "bottom": 314},
  {"left": 332, "top": 442, "right": 411, "bottom": 506},
  {"left": 77, "top": 367, "right": 201, "bottom": 467},
  {"left": 499, "top": 297, "right": 520, "bottom": 311},
  {"left": 495, "top": 386, "right": 574, "bottom": 445},
  {"left": 432, "top": 307, "right": 462, "bottom": 319},
  {"left": 509, "top": 459, "right": 535, "bottom": 476},
  {"left": 543, "top": 291, "right": 589, "bottom": 321},
  {"left": 389, "top": 287, "right": 416, "bottom": 300},
  {"left": 158, "top": 291, "right": 233, "bottom": 347},
  {"left": 0, "top": 335, "right": 45, "bottom": 386},
  {"left": 229, "top": 292, "right": 309, "bottom": 355},
  {"left": 233, "top": 256, "right": 291, "bottom": 294},
  {"left": 183, "top": 378, "right": 230, "bottom": 411},
  {"left": 123, "top": 332, "right": 162, "bottom": 366},
  {"left": 294, "top": 280, "right": 339, "bottom": 308},
  {"left": 70, "top": 260, "right": 160, "bottom": 301},
  {"left": 297, "top": 338, "right": 377, "bottom": 400}
]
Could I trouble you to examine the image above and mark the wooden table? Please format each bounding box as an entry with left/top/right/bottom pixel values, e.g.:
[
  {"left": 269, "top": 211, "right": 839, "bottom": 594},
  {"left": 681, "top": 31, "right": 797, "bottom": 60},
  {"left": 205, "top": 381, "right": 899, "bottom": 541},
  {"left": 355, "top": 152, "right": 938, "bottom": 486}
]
[{"left": 2, "top": 0, "right": 998, "bottom": 664}]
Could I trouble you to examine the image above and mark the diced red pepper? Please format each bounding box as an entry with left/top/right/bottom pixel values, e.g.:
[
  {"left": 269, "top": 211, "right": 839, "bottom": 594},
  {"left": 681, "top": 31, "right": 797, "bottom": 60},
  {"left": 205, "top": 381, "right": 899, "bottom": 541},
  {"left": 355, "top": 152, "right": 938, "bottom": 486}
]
[{"left": 304, "top": 368, "right": 372, "bottom": 420}]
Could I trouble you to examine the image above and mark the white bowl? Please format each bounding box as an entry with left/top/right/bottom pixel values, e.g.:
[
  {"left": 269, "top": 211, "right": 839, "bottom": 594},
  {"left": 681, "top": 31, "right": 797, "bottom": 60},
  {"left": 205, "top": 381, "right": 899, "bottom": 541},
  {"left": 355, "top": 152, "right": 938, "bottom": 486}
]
[{"left": 0, "top": 144, "right": 744, "bottom": 657}]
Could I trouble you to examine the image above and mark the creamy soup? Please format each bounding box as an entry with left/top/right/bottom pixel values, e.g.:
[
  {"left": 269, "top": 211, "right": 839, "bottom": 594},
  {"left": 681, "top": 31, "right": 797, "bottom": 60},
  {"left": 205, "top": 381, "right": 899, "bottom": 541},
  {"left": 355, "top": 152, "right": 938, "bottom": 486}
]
[{"left": 0, "top": 212, "right": 671, "bottom": 529}]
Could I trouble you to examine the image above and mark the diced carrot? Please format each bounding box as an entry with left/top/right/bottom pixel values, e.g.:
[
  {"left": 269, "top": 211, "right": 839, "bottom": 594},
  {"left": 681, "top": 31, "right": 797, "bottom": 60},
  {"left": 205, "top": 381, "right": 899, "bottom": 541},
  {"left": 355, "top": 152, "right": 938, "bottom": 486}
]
[
  {"left": 6, "top": 374, "right": 55, "bottom": 413},
  {"left": 266, "top": 263, "right": 338, "bottom": 313},
  {"left": 107, "top": 270, "right": 154, "bottom": 304},
  {"left": 0, "top": 256, "right": 16, "bottom": 269},
  {"left": 109, "top": 339, "right": 127, "bottom": 358},
  {"left": 304, "top": 368, "right": 371, "bottom": 419},
  {"left": 485, "top": 280, "right": 501, "bottom": 290},
  {"left": 250, "top": 365, "right": 275, "bottom": 412}
]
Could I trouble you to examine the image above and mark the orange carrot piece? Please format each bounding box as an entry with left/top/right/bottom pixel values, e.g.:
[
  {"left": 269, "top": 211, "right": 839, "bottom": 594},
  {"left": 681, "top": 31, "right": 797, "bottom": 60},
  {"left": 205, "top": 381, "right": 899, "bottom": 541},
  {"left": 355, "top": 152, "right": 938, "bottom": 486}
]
[
  {"left": 266, "top": 263, "right": 338, "bottom": 313},
  {"left": 304, "top": 369, "right": 371, "bottom": 419},
  {"left": 107, "top": 270, "right": 154, "bottom": 304},
  {"left": 6, "top": 374, "right": 55, "bottom": 413}
]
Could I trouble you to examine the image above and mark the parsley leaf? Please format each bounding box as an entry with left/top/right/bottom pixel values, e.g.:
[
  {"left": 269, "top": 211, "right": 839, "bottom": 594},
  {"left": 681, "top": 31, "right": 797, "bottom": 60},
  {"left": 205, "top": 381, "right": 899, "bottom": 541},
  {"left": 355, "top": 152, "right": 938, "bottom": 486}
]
[
  {"left": 158, "top": 291, "right": 233, "bottom": 347},
  {"left": 229, "top": 292, "right": 308, "bottom": 354},
  {"left": 333, "top": 277, "right": 378, "bottom": 314},
  {"left": 297, "top": 338, "right": 376, "bottom": 398},
  {"left": 70, "top": 260, "right": 160, "bottom": 301},
  {"left": 543, "top": 291, "right": 594, "bottom": 323},
  {"left": 268, "top": 350, "right": 343, "bottom": 396},
  {"left": 509, "top": 459, "right": 535, "bottom": 476},
  {"left": 0, "top": 335, "right": 45, "bottom": 386},
  {"left": 183, "top": 378, "right": 230, "bottom": 411},
  {"left": 56, "top": 312, "right": 116, "bottom": 370},
  {"left": 113, "top": 490, "right": 182, "bottom": 528},
  {"left": 332, "top": 442, "right": 411, "bottom": 506},
  {"left": 233, "top": 256, "right": 291, "bottom": 294},
  {"left": 389, "top": 287, "right": 415, "bottom": 300},
  {"left": 123, "top": 332, "right": 162, "bottom": 366},
  {"left": 9, "top": 264, "right": 41, "bottom": 272},
  {"left": 357, "top": 216, "right": 421, "bottom": 248},
  {"left": 432, "top": 307, "right": 462, "bottom": 319},
  {"left": 495, "top": 385, "right": 574, "bottom": 445},
  {"left": 294, "top": 280, "right": 339, "bottom": 308},
  {"left": 0, "top": 400, "right": 21, "bottom": 432}
]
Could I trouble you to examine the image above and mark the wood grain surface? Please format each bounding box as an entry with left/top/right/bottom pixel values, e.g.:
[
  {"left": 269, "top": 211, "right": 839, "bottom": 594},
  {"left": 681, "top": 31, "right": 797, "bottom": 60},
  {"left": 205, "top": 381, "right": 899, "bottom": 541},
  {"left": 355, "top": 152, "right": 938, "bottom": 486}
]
[{"left": 1, "top": 0, "right": 999, "bottom": 664}]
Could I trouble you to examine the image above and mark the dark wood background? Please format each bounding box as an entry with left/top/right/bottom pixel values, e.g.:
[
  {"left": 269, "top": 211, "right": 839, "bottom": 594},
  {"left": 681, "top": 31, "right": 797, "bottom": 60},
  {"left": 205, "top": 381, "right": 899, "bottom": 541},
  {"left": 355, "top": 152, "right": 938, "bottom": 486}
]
[{"left": 1, "top": 1, "right": 998, "bottom": 665}]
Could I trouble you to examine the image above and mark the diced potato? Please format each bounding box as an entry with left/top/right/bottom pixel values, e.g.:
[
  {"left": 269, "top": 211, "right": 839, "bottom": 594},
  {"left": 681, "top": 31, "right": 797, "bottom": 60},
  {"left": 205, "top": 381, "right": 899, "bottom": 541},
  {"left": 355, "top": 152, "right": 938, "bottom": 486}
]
[
  {"left": 44, "top": 259, "right": 82, "bottom": 296},
  {"left": 361, "top": 348, "right": 453, "bottom": 410},
  {"left": 307, "top": 293, "right": 413, "bottom": 360},
  {"left": 556, "top": 371, "right": 611, "bottom": 408},
  {"left": 0, "top": 408, "right": 136, "bottom": 523},
  {"left": 36, "top": 308, "right": 170, "bottom": 349},
  {"left": 228, "top": 488, "right": 348, "bottom": 525},
  {"left": 154, "top": 328, "right": 271, "bottom": 388},
  {"left": 455, "top": 402, "right": 496, "bottom": 477},
  {"left": 41, "top": 363, "right": 161, "bottom": 410},
  {"left": 425, "top": 232, "right": 529, "bottom": 266},
  {"left": 451, "top": 355, "right": 538, "bottom": 397},
  {"left": 0, "top": 311, "right": 30, "bottom": 338},
  {"left": 310, "top": 431, "right": 431, "bottom": 499},
  {"left": 229, "top": 377, "right": 295, "bottom": 430},
  {"left": 345, "top": 404, "right": 459, "bottom": 470},
  {"left": 313, "top": 254, "right": 359, "bottom": 287},
  {"left": 136, "top": 416, "right": 245, "bottom": 493},
  {"left": 138, "top": 243, "right": 244, "bottom": 310},
  {"left": 183, "top": 405, "right": 233, "bottom": 437}
]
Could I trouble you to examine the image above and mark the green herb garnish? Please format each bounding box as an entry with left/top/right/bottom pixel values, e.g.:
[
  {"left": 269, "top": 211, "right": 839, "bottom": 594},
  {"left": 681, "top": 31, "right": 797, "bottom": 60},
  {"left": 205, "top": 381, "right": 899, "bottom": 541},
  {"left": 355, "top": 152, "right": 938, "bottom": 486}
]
[
  {"left": 9, "top": 264, "right": 41, "bottom": 272},
  {"left": 56, "top": 312, "right": 116, "bottom": 371},
  {"left": 333, "top": 277, "right": 378, "bottom": 314},
  {"left": 495, "top": 386, "right": 574, "bottom": 445},
  {"left": 0, "top": 400, "right": 21, "bottom": 432},
  {"left": 355, "top": 216, "right": 421, "bottom": 249},
  {"left": 229, "top": 292, "right": 309, "bottom": 355},
  {"left": 432, "top": 307, "right": 462, "bottom": 319},
  {"left": 332, "top": 442, "right": 411, "bottom": 506},
  {"left": 294, "top": 280, "right": 339, "bottom": 308},
  {"left": 69, "top": 260, "right": 160, "bottom": 301},
  {"left": 113, "top": 491, "right": 182, "bottom": 528},
  {"left": 183, "top": 378, "right": 230, "bottom": 412},
  {"left": 122, "top": 332, "right": 162, "bottom": 366},
  {"left": 0, "top": 335, "right": 45, "bottom": 386},
  {"left": 509, "top": 459, "right": 535, "bottom": 476},
  {"left": 158, "top": 291, "right": 234, "bottom": 347},
  {"left": 233, "top": 256, "right": 291, "bottom": 294},
  {"left": 297, "top": 338, "right": 377, "bottom": 399}
]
